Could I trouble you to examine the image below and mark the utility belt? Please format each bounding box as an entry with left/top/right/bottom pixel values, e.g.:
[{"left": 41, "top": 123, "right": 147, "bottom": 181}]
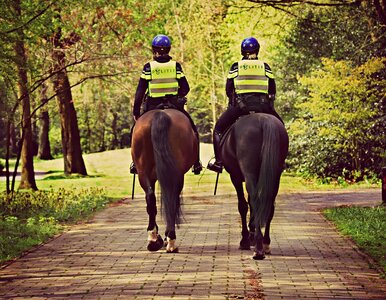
[
  {"left": 145, "top": 95, "right": 187, "bottom": 111},
  {"left": 235, "top": 93, "right": 272, "bottom": 113}
]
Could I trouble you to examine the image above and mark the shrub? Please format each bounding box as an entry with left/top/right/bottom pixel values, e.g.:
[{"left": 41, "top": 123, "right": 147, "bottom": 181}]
[
  {"left": 0, "top": 188, "right": 109, "bottom": 263},
  {"left": 288, "top": 57, "right": 386, "bottom": 181}
]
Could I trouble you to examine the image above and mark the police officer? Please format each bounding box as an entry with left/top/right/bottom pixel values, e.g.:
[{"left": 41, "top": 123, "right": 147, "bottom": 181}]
[
  {"left": 207, "top": 37, "right": 283, "bottom": 173},
  {"left": 130, "top": 34, "right": 202, "bottom": 175}
]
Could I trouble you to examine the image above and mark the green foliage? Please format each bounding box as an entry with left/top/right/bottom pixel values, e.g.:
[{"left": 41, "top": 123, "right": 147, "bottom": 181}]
[
  {"left": 0, "top": 187, "right": 109, "bottom": 263},
  {"left": 69, "top": 0, "right": 172, "bottom": 151},
  {"left": 274, "top": 4, "right": 386, "bottom": 120},
  {"left": 324, "top": 206, "right": 386, "bottom": 276},
  {"left": 0, "top": 215, "right": 60, "bottom": 263},
  {"left": 1, "top": 0, "right": 385, "bottom": 183},
  {"left": 165, "top": 0, "right": 229, "bottom": 139},
  {"left": 288, "top": 57, "right": 386, "bottom": 180},
  {"left": 0, "top": 188, "right": 108, "bottom": 222}
]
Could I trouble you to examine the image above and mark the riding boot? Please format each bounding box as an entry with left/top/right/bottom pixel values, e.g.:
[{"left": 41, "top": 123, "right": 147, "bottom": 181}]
[
  {"left": 130, "top": 162, "right": 137, "bottom": 174},
  {"left": 192, "top": 132, "right": 203, "bottom": 175},
  {"left": 207, "top": 131, "right": 223, "bottom": 173}
]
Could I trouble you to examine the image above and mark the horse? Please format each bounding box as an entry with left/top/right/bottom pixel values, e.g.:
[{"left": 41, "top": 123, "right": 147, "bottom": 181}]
[
  {"left": 131, "top": 109, "right": 198, "bottom": 253},
  {"left": 219, "top": 113, "right": 289, "bottom": 260}
]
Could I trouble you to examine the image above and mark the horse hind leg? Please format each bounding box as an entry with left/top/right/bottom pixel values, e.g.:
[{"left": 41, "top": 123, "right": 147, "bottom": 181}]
[
  {"left": 146, "top": 185, "right": 164, "bottom": 252},
  {"left": 248, "top": 195, "right": 256, "bottom": 247},
  {"left": 165, "top": 222, "right": 179, "bottom": 253},
  {"left": 253, "top": 203, "right": 274, "bottom": 259},
  {"left": 263, "top": 204, "right": 275, "bottom": 255},
  {"left": 253, "top": 226, "right": 265, "bottom": 260},
  {"left": 164, "top": 193, "right": 181, "bottom": 253},
  {"left": 165, "top": 230, "right": 179, "bottom": 253},
  {"left": 231, "top": 175, "right": 250, "bottom": 250}
]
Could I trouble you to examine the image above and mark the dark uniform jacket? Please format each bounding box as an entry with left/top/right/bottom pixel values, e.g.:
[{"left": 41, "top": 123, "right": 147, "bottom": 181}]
[
  {"left": 133, "top": 56, "right": 189, "bottom": 119},
  {"left": 225, "top": 59, "right": 276, "bottom": 107}
]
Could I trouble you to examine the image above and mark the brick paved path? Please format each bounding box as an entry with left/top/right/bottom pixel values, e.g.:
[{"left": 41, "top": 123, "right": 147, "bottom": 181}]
[{"left": 1, "top": 189, "right": 385, "bottom": 299}]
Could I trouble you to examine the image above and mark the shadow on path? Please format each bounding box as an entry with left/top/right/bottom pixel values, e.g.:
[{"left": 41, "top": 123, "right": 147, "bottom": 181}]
[{"left": 0, "top": 189, "right": 384, "bottom": 299}]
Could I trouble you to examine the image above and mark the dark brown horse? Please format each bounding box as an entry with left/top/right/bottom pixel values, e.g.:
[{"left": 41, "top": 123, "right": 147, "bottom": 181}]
[
  {"left": 220, "top": 113, "right": 288, "bottom": 259},
  {"left": 131, "top": 109, "right": 198, "bottom": 253}
]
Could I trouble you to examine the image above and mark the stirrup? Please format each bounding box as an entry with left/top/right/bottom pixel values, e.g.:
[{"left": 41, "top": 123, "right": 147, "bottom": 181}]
[
  {"left": 207, "top": 160, "right": 223, "bottom": 173},
  {"left": 130, "top": 162, "right": 137, "bottom": 174},
  {"left": 192, "top": 161, "right": 203, "bottom": 175}
]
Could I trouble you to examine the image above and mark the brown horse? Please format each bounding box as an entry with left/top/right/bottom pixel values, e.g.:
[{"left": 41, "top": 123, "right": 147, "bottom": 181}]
[
  {"left": 220, "top": 113, "right": 288, "bottom": 259},
  {"left": 131, "top": 109, "right": 198, "bottom": 253}
]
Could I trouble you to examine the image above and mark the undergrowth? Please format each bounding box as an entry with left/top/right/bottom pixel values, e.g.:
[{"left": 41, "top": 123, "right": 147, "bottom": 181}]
[{"left": 0, "top": 188, "right": 108, "bottom": 264}]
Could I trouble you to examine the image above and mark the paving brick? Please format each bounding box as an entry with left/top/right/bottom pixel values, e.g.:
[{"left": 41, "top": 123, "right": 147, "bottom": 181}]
[{"left": 0, "top": 190, "right": 385, "bottom": 299}]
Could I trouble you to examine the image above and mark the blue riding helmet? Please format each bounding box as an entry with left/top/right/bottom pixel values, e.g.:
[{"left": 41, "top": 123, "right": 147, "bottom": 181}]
[
  {"left": 152, "top": 34, "right": 171, "bottom": 54},
  {"left": 241, "top": 37, "right": 260, "bottom": 56}
]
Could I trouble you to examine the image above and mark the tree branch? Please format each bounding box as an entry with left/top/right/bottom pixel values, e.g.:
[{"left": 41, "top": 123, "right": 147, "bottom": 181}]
[
  {"left": 0, "top": 1, "right": 56, "bottom": 35},
  {"left": 374, "top": 0, "right": 386, "bottom": 25},
  {"left": 245, "top": 0, "right": 361, "bottom": 7}
]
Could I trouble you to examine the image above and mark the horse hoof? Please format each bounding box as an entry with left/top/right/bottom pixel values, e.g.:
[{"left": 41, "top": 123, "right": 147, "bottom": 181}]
[
  {"left": 253, "top": 252, "right": 265, "bottom": 260},
  {"left": 147, "top": 234, "right": 164, "bottom": 252},
  {"left": 263, "top": 244, "right": 271, "bottom": 254},
  {"left": 166, "top": 247, "right": 179, "bottom": 253},
  {"left": 239, "top": 240, "right": 251, "bottom": 250},
  {"left": 166, "top": 238, "right": 179, "bottom": 253}
]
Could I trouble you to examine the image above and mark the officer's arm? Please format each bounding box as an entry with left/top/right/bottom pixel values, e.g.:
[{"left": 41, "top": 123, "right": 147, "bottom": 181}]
[
  {"left": 268, "top": 78, "right": 276, "bottom": 95},
  {"left": 264, "top": 63, "right": 276, "bottom": 96},
  {"left": 133, "top": 63, "right": 151, "bottom": 119},
  {"left": 226, "top": 78, "right": 235, "bottom": 105},
  {"left": 177, "top": 63, "right": 190, "bottom": 97},
  {"left": 133, "top": 79, "right": 147, "bottom": 119},
  {"left": 226, "top": 62, "right": 238, "bottom": 105},
  {"left": 178, "top": 76, "right": 190, "bottom": 97}
]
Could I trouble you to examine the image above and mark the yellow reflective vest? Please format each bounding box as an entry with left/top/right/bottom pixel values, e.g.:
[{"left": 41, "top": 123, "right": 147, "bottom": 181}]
[
  {"left": 230, "top": 60, "right": 273, "bottom": 94},
  {"left": 147, "top": 61, "right": 179, "bottom": 98}
]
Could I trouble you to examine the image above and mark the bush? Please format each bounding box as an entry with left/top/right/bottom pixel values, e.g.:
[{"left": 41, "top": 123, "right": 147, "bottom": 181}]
[
  {"left": 0, "top": 216, "right": 60, "bottom": 263},
  {"left": 0, "top": 188, "right": 109, "bottom": 263},
  {"left": 0, "top": 187, "right": 108, "bottom": 222},
  {"left": 288, "top": 57, "right": 386, "bottom": 181}
]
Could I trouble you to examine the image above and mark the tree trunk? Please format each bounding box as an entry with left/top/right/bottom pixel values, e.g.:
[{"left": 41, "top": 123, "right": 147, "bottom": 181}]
[
  {"left": 14, "top": 0, "right": 37, "bottom": 190},
  {"left": 111, "top": 111, "right": 119, "bottom": 149},
  {"left": 51, "top": 29, "right": 87, "bottom": 175},
  {"left": 10, "top": 122, "right": 18, "bottom": 155},
  {"left": 38, "top": 83, "right": 53, "bottom": 160}
]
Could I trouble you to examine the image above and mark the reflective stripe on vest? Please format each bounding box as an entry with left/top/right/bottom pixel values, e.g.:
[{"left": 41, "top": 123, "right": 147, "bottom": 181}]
[
  {"left": 234, "top": 60, "right": 269, "bottom": 94},
  {"left": 148, "top": 61, "right": 178, "bottom": 97}
]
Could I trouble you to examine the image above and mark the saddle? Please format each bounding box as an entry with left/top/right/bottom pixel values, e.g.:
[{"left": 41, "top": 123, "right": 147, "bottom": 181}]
[
  {"left": 236, "top": 94, "right": 271, "bottom": 113},
  {"left": 145, "top": 96, "right": 186, "bottom": 111}
]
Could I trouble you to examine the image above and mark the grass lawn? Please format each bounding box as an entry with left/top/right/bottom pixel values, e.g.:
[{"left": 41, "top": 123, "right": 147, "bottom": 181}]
[
  {"left": 324, "top": 206, "right": 386, "bottom": 277},
  {"left": 1, "top": 143, "right": 378, "bottom": 198}
]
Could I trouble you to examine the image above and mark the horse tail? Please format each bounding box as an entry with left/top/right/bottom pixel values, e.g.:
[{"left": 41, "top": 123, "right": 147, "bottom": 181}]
[
  {"left": 151, "top": 111, "right": 183, "bottom": 226},
  {"left": 248, "top": 118, "right": 282, "bottom": 227}
]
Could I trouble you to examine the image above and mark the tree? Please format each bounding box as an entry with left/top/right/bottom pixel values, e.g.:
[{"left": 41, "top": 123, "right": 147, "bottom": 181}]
[
  {"left": 69, "top": 0, "right": 172, "bottom": 152},
  {"left": 166, "top": 0, "right": 229, "bottom": 141},
  {"left": 50, "top": 21, "right": 87, "bottom": 175},
  {"left": 11, "top": 0, "right": 38, "bottom": 190},
  {"left": 37, "top": 82, "right": 53, "bottom": 160}
]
